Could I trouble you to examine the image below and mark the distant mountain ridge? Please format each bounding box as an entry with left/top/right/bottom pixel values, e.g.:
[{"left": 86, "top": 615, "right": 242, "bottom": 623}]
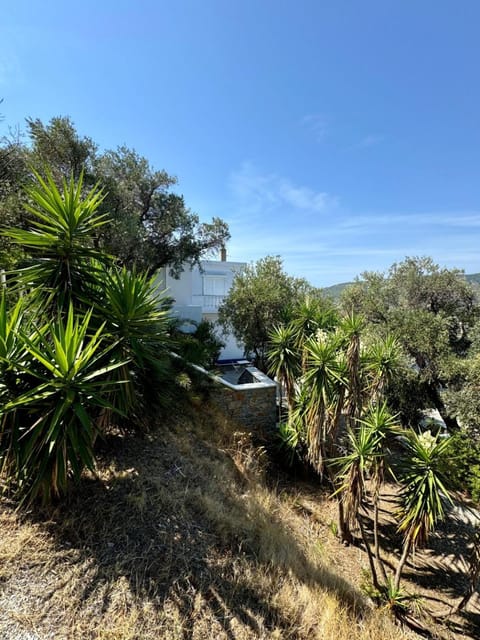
[
  {"left": 323, "top": 273, "right": 480, "bottom": 299},
  {"left": 466, "top": 273, "right": 480, "bottom": 286}
]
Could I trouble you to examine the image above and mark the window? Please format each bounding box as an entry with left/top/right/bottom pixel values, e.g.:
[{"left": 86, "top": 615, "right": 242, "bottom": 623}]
[{"left": 203, "top": 276, "right": 227, "bottom": 296}]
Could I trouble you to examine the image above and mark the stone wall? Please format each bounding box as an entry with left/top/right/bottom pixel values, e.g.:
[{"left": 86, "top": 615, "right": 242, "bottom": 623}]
[
  {"left": 181, "top": 358, "right": 278, "bottom": 433},
  {"left": 211, "top": 383, "right": 277, "bottom": 433}
]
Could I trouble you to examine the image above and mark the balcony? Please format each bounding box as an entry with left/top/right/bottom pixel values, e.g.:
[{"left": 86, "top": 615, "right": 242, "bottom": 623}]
[{"left": 191, "top": 294, "right": 226, "bottom": 311}]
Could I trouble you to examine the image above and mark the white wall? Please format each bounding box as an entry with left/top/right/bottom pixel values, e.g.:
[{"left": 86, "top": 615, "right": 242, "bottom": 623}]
[
  {"left": 203, "top": 312, "right": 245, "bottom": 361},
  {"left": 159, "top": 260, "right": 246, "bottom": 361}
]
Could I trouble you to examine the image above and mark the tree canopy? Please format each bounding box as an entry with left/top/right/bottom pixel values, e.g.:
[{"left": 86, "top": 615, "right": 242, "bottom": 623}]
[
  {"left": 0, "top": 115, "right": 230, "bottom": 275},
  {"left": 341, "top": 256, "right": 479, "bottom": 430},
  {"left": 218, "top": 255, "right": 327, "bottom": 369}
]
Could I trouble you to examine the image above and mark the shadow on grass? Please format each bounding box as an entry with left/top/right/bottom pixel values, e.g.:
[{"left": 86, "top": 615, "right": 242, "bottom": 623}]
[{"left": 19, "top": 412, "right": 366, "bottom": 639}]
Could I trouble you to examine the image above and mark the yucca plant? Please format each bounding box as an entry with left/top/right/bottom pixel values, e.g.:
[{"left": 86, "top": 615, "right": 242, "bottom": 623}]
[
  {"left": 0, "top": 294, "right": 33, "bottom": 480},
  {"left": 4, "top": 169, "right": 109, "bottom": 311},
  {"left": 365, "top": 334, "right": 404, "bottom": 403},
  {"left": 357, "top": 402, "right": 400, "bottom": 583},
  {"left": 0, "top": 294, "right": 29, "bottom": 398},
  {"left": 394, "top": 430, "right": 454, "bottom": 590},
  {"left": 276, "top": 419, "right": 305, "bottom": 465},
  {"left": 290, "top": 296, "right": 337, "bottom": 346},
  {"left": 0, "top": 169, "right": 179, "bottom": 503},
  {"left": 0, "top": 304, "right": 126, "bottom": 504},
  {"left": 333, "top": 421, "right": 381, "bottom": 585},
  {"left": 94, "top": 266, "right": 172, "bottom": 425},
  {"left": 267, "top": 323, "right": 301, "bottom": 416},
  {"left": 339, "top": 311, "right": 366, "bottom": 426},
  {"left": 302, "top": 333, "right": 347, "bottom": 476}
]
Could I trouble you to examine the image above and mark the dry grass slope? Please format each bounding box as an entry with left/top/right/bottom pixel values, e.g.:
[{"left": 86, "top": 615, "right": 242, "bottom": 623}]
[{"left": 0, "top": 402, "right": 414, "bottom": 640}]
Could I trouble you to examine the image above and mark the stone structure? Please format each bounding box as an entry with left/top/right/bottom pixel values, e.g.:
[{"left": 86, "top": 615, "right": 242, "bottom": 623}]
[
  {"left": 188, "top": 361, "right": 278, "bottom": 433},
  {"left": 212, "top": 381, "right": 277, "bottom": 433}
]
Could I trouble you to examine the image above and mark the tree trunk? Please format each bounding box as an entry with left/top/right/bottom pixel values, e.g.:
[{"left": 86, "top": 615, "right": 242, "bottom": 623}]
[
  {"left": 427, "top": 382, "right": 460, "bottom": 433},
  {"left": 358, "top": 512, "right": 380, "bottom": 590},
  {"left": 394, "top": 538, "right": 412, "bottom": 592},
  {"left": 325, "top": 461, "right": 352, "bottom": 544},
  {"left": 338, "top": 497, "right": 353, "bottom": 545},
  {"left": 373, "top": 499, "right": 388, "bottom": 584}
]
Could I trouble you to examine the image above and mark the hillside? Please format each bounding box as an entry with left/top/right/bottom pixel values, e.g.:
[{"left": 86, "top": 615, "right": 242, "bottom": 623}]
[
  {"left": 466, "top": 273, "right": 480, "bottom": 286},
  {"left": 322, "top": 281, "right": 355, "bottom": 299},
  {"left": 0, "top": 400, "right": 477, "bottom": 639},
  {"left": 323, "top": 273, "right": 480, "bottom": 299}
]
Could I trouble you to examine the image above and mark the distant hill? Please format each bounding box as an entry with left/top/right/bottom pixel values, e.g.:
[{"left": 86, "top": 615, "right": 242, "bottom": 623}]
[
  {"left": 323, "top": 273, "right": 480, "bottom": 300},
  {"left": 466, "top": 273, "right": 480, "bottom": 286},
  {"left": 322, "top": 281, "right": 354, "bottom": 299}
]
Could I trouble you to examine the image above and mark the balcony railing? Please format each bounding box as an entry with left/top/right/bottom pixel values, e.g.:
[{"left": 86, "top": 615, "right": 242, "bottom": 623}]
[{"left": 192, "top": 294, "right": 225, "bottom": 310}]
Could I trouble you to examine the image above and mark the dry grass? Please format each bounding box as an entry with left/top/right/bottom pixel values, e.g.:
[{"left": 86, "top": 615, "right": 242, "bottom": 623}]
[{"left": 0, "top": 402, "right": 416, "bottom": 639}]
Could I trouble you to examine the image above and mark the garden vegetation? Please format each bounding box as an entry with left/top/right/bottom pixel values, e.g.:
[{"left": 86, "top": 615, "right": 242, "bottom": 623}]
[{"left": 0, "top": 121, "right": 480, "bottom": 636}]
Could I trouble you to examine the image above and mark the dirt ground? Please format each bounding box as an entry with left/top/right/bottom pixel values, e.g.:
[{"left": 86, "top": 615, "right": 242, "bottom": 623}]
[
  {"left": 284, "top": 477, "right": 480, "bottom": 640},
  {"left": 0, "top": 408, "right": 478, "bottom": 640}
]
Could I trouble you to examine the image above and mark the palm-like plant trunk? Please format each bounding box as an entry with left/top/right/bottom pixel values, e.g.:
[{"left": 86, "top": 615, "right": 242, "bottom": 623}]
[
  {"left": 394, "top": 538, "right": 412, "bottom": 592},
  {"left": 307, "top": 407, "right": 326, "bottom": 476},
  {"left": 338, "top": 497, "right": 352, "bottom": 544},
  {"left": 358, "top": 509, "right": 380, "bottom": 590},
  {"left": 372, "top": 462, "right": 388, "bottom": 584},
  {"left": 325, "top": 462, "right": 353, "bottom": 545},
  {"left": 373, "top": 498, "right": 388, "bottom": 584}
]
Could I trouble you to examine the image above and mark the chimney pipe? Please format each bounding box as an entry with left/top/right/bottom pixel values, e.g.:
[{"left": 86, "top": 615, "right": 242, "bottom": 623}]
[{"left": 220, "top": 245, "right": 227, "bottom": 262}]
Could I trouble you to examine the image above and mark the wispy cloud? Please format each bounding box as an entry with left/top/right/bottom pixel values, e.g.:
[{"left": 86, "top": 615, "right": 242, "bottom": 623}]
[
  {"left": 339, "top": 212, "right": 480, "bottom": 230},
  {"left": 229, "top": 162, "right": 337, "bottom": 215},
  {"left": 301, "top": 113, "right": 328, "bottom": 142},
  {"left": 356, "top": 134, "right": 384, "bottom": 148},
  {"left": 223, "top": 163, "right": 480, "bottom": 285}
]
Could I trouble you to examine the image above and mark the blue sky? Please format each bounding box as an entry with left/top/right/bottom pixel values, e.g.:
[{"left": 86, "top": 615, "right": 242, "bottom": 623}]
[{"left": 2, "top": 1, "right": 480, "bottom": 286}]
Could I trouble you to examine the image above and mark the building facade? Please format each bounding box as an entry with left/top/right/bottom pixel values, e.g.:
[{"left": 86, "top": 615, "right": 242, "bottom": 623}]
[{"left": 156, "top": 258, "right": 246, "bottom": 360}]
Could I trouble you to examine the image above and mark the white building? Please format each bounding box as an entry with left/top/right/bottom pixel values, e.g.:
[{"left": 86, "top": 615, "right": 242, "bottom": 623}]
[{"left": 156, "top": 255, "right": 246, "bottom": 361}]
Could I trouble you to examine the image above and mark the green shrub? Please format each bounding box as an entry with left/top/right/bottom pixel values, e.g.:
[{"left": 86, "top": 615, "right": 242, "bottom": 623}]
[
  {"left": 0, "top": 169, "right": 174, "bottom": 503},
  {"left": 173, "top": 319, "right": 224, "bottom": 368},
  {"left": 0, "top": 305, "right": 125, "bottom": 503},
  {"left": 94, "top": 266, "right": 172, "bottom": 425},
  {"left": 5, "top": 169, "right": 109, "bottom": 312},
  {"left": 445, "top": 430, "right": 480, "bottom": 503}
]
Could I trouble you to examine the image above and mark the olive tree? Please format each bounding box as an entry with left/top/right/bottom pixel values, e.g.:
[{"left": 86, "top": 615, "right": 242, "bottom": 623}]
[{"left": 218, "top": 256, "right": 311, "bottom": 369}]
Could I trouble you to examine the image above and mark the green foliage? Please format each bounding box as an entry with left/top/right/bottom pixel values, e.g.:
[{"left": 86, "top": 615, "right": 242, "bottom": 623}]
[
  {"left": 267, "top": 324, "right": 300, "bottom": 410},
  {"left": 362, "top": 576, "right": 423, "bottom": 618},
  {"left": 364, "top": 334, "right": 405, "bottom": 401},
  {"left": 299, "top": 332, "right": 347, "bottom": 475},
  {"left": 303, "top": 333, "right": 347, "bottom": 410},
  {"left": 266, "top": 307, "right": 404, "bottom": 479},
  {"left": 4, "top": 169, "right": 108, "bottom": 310},
  {"left": 218, "top": 255, "right": 310, "bottom": 369},
  {"left": 26, "top": 116, "right": 97, "bottom": 180},
  {"left": 357, "top": 402, "right": 400, "bottom": 452},
  {"left": 276, "top": 420, "right": 305, "bottom": 465},
  {"left": 0, "top": 170, "right": 174, "bottom": 504},
  {"left": 94, "top": 145, "right": 230, "bottom": 274},
  {"left": 0, "top": 295, "right": 30, "bottom": 403},
  {"left": 444, "top": 353, "right": 480, "bottom": 433},
  {"left": 342, "top": 256, "right": 479, "bottom": 432},
  {"left": 333, "top": 422, "right": 378, "bottom": 528},
  {"left": 0, "top": 116, "right": 230, "bottom": 274},
  {"left": 333, "top": 403, "right": 399, "bottom": 525},
  {"left": 396, "top": 430, "right": 454, "bottom": 547},
  {"left": 94, "top": 266, "right": 173, "bottom": 422},
  {"left": 445, "top": 430, "right": 480, "bottom": 502},
  {"left": 0, "top": 305, "right": 125, "bottom": 503},
  {"left": 173, "top": 319, "right": 224, "bottom": 369},
  {"left": 289, "top": 295, "right": 338, "bottom": 345}
]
